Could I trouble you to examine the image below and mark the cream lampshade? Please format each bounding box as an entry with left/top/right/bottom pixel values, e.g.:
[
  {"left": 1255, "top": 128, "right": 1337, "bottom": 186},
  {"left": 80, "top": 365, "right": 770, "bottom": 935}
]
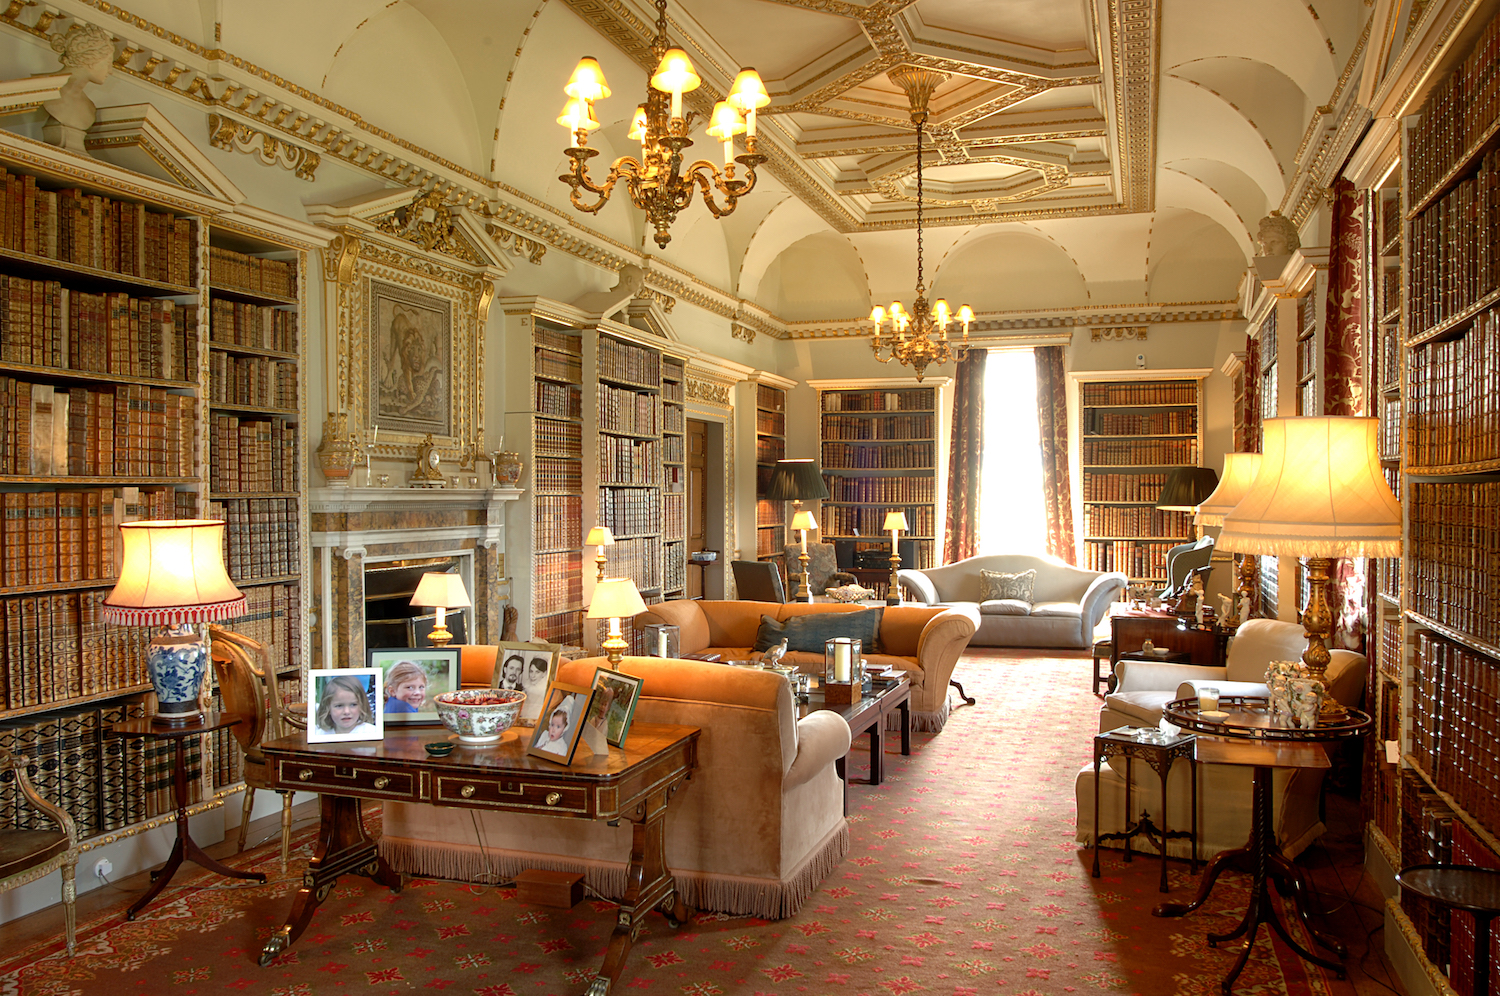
[
  {"left": 1194, "top": 452, "right": 1263, "bottom": 627},
  {"left": 1217, "top": 418, "right": 1401, "bottom": 716},
  {"left": 882, "top": 510, "right": 910, "bottom": 606},
  {"left": 586, "top": 577, "right": 648, "bottom": 668},
  {"left": 410, "top": 572, "right": 472, "bottom": 647},
  {"left": 585, "top": 525, "right": 615, "bottom": 582},
  {"left": 103, "top": 519, "right": 246, "bottom": 725},
  {"left": 790, "top": 510, "right": 818, "bottom": 604}
]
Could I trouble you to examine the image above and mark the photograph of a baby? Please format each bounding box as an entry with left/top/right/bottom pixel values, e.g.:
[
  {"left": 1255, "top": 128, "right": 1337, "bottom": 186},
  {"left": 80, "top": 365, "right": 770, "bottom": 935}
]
[
  {"left": 308, "top": 670, "right": 384, "bottom": 743},
  {"left": 527, "top": 682, "right": 591, "bottom": 763}
]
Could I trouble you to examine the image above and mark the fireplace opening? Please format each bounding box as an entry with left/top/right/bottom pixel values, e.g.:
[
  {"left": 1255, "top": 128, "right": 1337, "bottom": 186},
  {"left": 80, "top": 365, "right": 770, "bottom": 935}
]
[{"left": 365, "top": 557, "right": 469, "bottom": 649}]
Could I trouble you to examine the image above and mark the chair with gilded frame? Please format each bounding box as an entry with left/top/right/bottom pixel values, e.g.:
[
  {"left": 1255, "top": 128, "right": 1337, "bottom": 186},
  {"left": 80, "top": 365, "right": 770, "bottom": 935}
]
[
  {"left": 0, "top": 746, "right": 78, "bottom": 955},
  {"left": 211, "top": 625, "right": 306, "bottom": 870}
]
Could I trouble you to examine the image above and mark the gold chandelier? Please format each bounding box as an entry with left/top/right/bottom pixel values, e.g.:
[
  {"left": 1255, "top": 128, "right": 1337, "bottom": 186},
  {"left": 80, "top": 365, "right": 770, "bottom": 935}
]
[
  {"left": 558, "top": 0, "right": 769, "bottom": 249},
  {"left": 869, "top": 67, "right": 973, "bottom": 382}
]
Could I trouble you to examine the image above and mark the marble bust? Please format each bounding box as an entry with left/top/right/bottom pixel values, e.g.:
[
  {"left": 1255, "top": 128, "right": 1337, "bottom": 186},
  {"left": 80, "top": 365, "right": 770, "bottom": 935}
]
[
  {"left": 1256, "top": 210, "right": 1300, "bottom": 257},
  {"left": 573, "top": 264, "right": 644, "bottom": 320},
  {"left": 42, "top": 23, "right": 115, "bottom": 154}
]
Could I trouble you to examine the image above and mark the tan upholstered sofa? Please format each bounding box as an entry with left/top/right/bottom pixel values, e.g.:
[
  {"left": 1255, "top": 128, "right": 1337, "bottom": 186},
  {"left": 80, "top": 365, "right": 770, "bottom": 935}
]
[
  {"left": 380, "top": 655, "right": 852, "bottom": 919},
  {"left": 637, "top": 599, "right": 978, "bottom": 732},
  {"left": 1074, "top": 619, "right": 1367, "bottom": 860},
  {"left": 897, "top": 553, "right": 1126, "bottom": 648}
]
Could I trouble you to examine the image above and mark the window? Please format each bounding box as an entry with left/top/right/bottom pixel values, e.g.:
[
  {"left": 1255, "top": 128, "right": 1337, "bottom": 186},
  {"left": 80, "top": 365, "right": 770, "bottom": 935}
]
[{"left": 978, "top": 349, "right": 1046, "bottom": 554}]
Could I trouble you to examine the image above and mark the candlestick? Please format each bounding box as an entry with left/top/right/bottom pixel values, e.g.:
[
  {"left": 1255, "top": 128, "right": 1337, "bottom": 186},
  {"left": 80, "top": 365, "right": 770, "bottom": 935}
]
[{"left": 833, "top": 642, "right": 850, "bottom": 682}]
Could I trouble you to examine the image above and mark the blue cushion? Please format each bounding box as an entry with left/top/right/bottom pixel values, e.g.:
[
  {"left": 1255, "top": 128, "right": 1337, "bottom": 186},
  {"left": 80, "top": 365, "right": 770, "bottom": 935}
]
[{"left": 753, "top": 608, "right": 883, "bottom": 654}]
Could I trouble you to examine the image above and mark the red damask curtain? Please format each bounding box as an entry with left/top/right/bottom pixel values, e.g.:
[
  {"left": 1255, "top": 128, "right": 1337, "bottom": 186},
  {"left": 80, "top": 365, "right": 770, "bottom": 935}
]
[
  {"left": 1324, "top": 178, "right": 1365, "bottom": 416},
  {"left": 1035, "top": 345, "right": 1075, "bottom": 564},
  {"left": 942, "top": 350, "right": 986, "bottom": 564}
]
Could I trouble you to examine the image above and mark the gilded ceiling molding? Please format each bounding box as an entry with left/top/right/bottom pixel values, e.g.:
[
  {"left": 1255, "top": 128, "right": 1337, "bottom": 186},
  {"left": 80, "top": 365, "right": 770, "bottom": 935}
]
[
  {"left": 1092, "top": 326, "right": 1148, "bottom": 341},
  {"left": 1104, "top": 0, "right": 1159, "bottom": 212},
  {"left": 484, "top": 223, "right": 547, "bottom": 266},
  {"left": 1282, "top": 16, "right": 1374, "bottom": 226},
  {"left": 207, "top": 111, "right": 319, "bottom": 181},
  {"left": 372, "top": 188, "right": 487, "bottom": 266},
  {"left": 731, "top": 322, "right": 756, "bottom": 344}
]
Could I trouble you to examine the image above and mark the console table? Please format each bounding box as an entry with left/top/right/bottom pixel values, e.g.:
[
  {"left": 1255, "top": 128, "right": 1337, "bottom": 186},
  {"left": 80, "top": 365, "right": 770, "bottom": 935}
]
[{"left": 258, "top": 723, "right": 700, "bottom": 996}]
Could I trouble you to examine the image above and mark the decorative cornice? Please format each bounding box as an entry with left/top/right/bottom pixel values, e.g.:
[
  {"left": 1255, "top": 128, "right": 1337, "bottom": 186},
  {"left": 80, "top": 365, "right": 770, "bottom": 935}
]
[
  {"left": 1091, "top": 325, "right": 1148, "bottom": 341},
  {"left": 207, "top": 111, "right": 319, "bottom": 181},
  {"left": 685, "top": 376, "right": 733, "bottom": 408}
]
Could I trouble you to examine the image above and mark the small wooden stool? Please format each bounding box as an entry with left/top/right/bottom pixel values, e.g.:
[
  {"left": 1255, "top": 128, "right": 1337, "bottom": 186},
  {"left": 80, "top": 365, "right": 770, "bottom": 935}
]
[{"left": 1092, "top": 639, "right": 1114, "bottom": 694}]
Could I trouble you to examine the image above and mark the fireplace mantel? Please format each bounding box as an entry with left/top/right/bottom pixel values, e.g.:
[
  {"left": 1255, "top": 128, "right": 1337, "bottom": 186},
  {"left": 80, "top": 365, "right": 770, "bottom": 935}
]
[{"left": 309, "top": 486, "right": 522, "bottom": 668}]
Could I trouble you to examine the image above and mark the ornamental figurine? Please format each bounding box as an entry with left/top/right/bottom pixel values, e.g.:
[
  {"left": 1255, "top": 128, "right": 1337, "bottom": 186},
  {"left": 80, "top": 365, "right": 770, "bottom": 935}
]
[
  {"left": 43, "top": 23, "right": 115, "bottom": 154},
  {"left": 1256, "top": 210, "right": 1300, "bottom": 257}
]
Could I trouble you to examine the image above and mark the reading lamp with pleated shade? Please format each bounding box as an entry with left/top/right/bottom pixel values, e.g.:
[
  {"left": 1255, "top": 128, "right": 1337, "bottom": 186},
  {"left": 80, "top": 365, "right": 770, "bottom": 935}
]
[
  {"left": 103, "top": 520, "right": 246, "bottom": 725},
  {"left": 767, "top": 459, "right": 829, "bottom": 600},
  {"left": 586, "top": 577, "right": 648, "bottom": 668},
  {"left": 410, "top": 572, "right": 472, "bottom": 647},
  {"left": 1217, "top": 418, "right": 1401, "bottom": 716},
  {"left": 1195, "top": 452, "right": 1263, "bottom": 626}
]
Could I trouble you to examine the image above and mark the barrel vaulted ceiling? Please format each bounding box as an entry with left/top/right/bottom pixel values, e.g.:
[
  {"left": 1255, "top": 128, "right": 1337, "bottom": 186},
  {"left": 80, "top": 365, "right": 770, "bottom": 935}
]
[{"left": 36, "top": 0, "right": 1376, "bottom": 330}]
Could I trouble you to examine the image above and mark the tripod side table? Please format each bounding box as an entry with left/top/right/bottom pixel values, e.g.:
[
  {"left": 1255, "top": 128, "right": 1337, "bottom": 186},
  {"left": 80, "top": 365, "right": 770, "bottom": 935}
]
[{"left": 112, "top": 711, "right": 267, "bottom": 919}]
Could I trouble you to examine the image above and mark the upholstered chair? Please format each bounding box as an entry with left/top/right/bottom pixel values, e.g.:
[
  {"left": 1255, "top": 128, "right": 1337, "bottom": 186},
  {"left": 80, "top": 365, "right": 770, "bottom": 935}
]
[
  {"left": 0, "top": 746, "right": 78, "bottom": 955},
  {"left": 1076, "top": 618, "right": 1367, "bottom": 860},
  {"left": 782, "top": 542, "right": 857, "bottom": 595}
]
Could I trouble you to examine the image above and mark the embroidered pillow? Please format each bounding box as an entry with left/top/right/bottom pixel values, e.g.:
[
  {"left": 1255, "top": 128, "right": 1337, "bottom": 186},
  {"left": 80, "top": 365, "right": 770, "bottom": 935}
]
[{"left": 980, "top": 568, "right": 1036, "bottom": 604}]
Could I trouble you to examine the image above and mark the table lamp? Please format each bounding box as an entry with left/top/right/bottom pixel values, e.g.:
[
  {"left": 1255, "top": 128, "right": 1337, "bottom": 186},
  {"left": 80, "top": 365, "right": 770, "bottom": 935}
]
[
  {"left": 584, "top": 525, "right": 614, "bottom": 582},
  {"left": 1157, "top": 466, "right": 1220, "bottom": 540},
  {"left": 410, "top": 572, "right": 471, "bottom": 647},
  {"left": 882, "top": 509, "right": 909, "bottom": 606},
  {"left": 790, "top": 509, "right": 818, "bottom": 603},
  {"left": 586, "top": 576, "right": 647, "bottom": 668},
  {"left": 767, "top": 458, "right": 829, "bottom": 600},
  {"left": 1217, "top": 417, "right": 1401, "bottom": 718},
  {"left": 103, "top": 519, "right": 246, "bottom": 725},
  {"left": 1194, "top": 452, "right": 1262, "bottom": 627}
]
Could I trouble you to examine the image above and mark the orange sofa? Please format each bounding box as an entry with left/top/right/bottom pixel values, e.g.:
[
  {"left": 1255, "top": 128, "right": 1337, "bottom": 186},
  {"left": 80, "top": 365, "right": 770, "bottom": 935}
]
[
  {"left": 380, "top": 655, "right": 852, "bottom": 919},
  {"left": 636, "top": 599, "right": 978, "bottom": 732}
]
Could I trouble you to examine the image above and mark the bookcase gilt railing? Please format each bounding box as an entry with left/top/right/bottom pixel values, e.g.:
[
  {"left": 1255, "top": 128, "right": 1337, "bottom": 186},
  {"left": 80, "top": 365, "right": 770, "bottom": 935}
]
[{"left": 0, "top": 132, "right": 320, "bottom": 864}]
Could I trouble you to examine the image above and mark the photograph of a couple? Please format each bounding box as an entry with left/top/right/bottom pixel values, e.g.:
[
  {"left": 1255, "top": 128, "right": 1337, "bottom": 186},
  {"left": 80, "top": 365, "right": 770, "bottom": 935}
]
[{"left": 493, "top": 642, "right": 561, "bottom": 725}]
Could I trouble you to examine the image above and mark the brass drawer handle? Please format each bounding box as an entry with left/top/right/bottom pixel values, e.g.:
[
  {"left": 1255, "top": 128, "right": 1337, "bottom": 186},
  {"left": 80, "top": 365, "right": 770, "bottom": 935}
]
[
  {"left": 545, "top": 791, "right": 561, "bottom": 806},
  {"left": 297, "top": 769, "right": 313, "bottom": 782},
  {"left": 460, "top": 784, "right": 476, "bottom": 799},
  {"left": 373, "top": 776, "right": 390, "bottom": 790}
]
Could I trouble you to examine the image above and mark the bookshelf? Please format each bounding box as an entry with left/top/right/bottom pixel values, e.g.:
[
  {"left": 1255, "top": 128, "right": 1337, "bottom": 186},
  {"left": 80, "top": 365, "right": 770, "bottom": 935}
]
[
  {"left": 817, "top": 384, "right": 940, "bottom": 588},
  {"left": 661, "top": 356, "right": 686, "bottom": 599},
  {"left": 528, "top": 322, "right": 584, "bottom": 646},
  {"left": 1295, "top": 294, "right": 1317, "bottom": 415},
  {"left": 754, "top": 381, "right": 786, "bottom": 564},
  {"left": 1392, "top": 14, "right": 1500, "bottom": 982},
  {"left": 1074, "top": 373, "right": 1206, "bottom": 585},
  {"left": 0, "top": 147, "right": 313, "bottom": 849}
]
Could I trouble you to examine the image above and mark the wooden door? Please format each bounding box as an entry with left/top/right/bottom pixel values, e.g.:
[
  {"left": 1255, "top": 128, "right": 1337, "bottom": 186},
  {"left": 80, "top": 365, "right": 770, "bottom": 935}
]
[{"left": 687, "top": 419, "right": 708, "bottom": 598}]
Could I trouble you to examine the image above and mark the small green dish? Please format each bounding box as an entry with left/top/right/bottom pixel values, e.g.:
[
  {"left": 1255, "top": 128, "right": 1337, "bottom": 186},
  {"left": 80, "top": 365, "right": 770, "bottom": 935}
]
[{"left": 423, "top": 741, "right": 455, "bottom": 757}]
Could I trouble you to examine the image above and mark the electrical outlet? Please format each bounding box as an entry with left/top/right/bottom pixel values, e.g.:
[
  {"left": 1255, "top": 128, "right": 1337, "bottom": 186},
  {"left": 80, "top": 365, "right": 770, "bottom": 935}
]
[{"left": 93, "top": 858, "right": 112, "bottom": 881}]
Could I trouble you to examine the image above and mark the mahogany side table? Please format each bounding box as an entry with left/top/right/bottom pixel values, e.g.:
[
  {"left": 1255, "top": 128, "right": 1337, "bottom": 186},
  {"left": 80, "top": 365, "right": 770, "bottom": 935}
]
[
  {"left": 1396, "top": 864, "right": 1500, "bottom": 996},
  {"left": 112, "top": 711, "right": 267, "bottom": 919}
]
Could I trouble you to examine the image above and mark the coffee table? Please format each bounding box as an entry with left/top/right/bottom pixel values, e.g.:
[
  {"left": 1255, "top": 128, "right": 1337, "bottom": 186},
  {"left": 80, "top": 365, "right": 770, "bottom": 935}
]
[
  {"left": 258, "top": 723, "right": 699, "bottom": 996},
  {"left": 801, "top": 675, "right": 911, "bottom": 813}
]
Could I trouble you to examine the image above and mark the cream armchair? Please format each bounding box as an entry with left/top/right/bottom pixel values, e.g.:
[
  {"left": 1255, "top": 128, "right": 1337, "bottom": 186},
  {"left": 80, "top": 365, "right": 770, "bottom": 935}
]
[{"left": 1075, "top": 619, "right": 1367, "bottom": 860}]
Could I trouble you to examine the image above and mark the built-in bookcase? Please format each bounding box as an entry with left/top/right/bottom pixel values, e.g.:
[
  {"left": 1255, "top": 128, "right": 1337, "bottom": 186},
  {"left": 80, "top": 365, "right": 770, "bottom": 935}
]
[
  {"left": 817, "top": 385, "right": 939, "bottom": 576},
  {"left": 0, "top": 146, "right": 311, "bottom": 844},
  {"left": 754, "top": 382, "right": 785, "bottom": 563},
  {"left": 528, "top": 323, "right": 584, "bottom": 646},
  {"left": 661, "top": 356, "right": 686, "bottom": 599},
  {"left": 1384, "top": 13, "right": 1500, "bottom": 982},
  {"left": 1075, "top": 375, "right": 1204, "bottom": 585}
]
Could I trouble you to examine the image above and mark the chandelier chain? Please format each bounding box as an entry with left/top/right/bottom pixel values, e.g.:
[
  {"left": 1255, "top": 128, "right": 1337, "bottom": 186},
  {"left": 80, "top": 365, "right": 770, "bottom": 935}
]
[{"left": 915, "top": 109, "right": 924, "bottom": 294}]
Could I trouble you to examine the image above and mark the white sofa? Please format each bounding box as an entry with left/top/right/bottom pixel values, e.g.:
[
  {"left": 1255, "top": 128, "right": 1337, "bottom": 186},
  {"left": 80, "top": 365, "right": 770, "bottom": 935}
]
[
  {"left": 1074, "top": 618, "right": 1367, "bottom": 861},
  {"left": 897, "top": 553, "right": 1126, "bottom": 648}
]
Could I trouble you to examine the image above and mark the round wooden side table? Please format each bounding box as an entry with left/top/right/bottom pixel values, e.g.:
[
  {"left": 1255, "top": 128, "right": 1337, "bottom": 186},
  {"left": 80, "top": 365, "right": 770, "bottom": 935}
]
[
  {"left": 1396, "top": 863, "right": 1500, "bottom": 996},
  {"left": 1152, "top": 695, "right": 1371, "bottom": 994}
]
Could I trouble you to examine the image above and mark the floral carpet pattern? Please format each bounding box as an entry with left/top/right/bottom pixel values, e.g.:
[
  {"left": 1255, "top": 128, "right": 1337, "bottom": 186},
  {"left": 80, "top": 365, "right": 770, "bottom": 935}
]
[{"left": 1, "top": 650, "right": 1353, "bottom": 996}]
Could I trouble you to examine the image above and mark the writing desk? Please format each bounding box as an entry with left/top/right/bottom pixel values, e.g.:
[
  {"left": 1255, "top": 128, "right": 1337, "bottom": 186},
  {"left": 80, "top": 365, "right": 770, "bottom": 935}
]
[{"left": 258, "top": 723, "right": 700, "bottom": 996}]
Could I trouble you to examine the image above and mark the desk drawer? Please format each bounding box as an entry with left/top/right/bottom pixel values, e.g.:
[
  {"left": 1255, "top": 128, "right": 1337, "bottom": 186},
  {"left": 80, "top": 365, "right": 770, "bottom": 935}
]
[
  {"left": 275, "top": 759, "right": 419, "bottom": 800},
  {"left": 433, "top": 775, "right": 590, "bottom": 815}
]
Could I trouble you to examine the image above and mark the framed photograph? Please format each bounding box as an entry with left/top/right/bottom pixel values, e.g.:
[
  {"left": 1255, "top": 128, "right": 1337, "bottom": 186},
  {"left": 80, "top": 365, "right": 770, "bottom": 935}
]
[
  {"left": 493, "top": 642, "right": 563, "bottom": 726},
  {"left": 307, "top": 669, "right": 385, "bottom": 743},
  {"left": 526, "top": 681, "right": 593, "bottom": 765},
  {"left": 585, "top": 668, "right": 644, "bottom": 749},
  {"left": 369, "top": 279, "right": 453, "bottom": 438},
  {"left": 408, "top": 611, "right": 468, "bottom": 649},
  {"left": 365, "top": 647, "right": 460, "bottom": 725}
]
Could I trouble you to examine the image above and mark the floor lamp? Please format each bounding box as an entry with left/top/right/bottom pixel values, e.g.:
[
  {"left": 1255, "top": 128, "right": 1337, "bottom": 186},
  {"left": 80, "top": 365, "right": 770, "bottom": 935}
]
[
  {"left": 766, "top": 458, "right": 829, "bottom": 601},
  {"left": 1193, "top": 452, "right": 1262, "bottom": 628},
  {"left": 1216, "top": 417, "right": 1401, "bottom": 719}
]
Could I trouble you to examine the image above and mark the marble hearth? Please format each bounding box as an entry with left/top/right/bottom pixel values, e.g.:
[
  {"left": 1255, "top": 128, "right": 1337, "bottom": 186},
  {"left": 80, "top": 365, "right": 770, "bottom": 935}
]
[{"left": 309, "top": 486, "right": 520, "bottom": 669}]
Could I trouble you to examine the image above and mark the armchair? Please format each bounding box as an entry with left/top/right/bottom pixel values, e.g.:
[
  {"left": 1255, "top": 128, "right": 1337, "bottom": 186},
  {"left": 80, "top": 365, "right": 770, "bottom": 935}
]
[
  {"left": 782, "top": 541, "right": 857, "bottom": 595},
  {"left": 1154, "top": 535, "right": 1215, "bottom": 601},
  {"left": 211, "top": 625, "right": 307, "bottom": 870},
  {"left": 1076, "top": 619, "right": 1367, "bottom": 860},
  {"left": 731, "top": 559, "right": 788, "bottom": 602},
  {"left": 0, "top": 746, "right": 78, "bottom": 955}
]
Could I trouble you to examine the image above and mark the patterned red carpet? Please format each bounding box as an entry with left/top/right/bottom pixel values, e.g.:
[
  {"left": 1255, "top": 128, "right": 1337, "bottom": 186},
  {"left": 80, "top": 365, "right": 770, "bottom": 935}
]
[{"left": 1, "top": 650, "right": 1356, "bottom": 996}]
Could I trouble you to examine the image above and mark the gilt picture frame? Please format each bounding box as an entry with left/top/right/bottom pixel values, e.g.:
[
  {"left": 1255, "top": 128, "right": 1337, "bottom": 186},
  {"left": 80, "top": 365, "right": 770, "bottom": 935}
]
[{"left": 367, "top": 279, "right": 453, "bottom": 439}]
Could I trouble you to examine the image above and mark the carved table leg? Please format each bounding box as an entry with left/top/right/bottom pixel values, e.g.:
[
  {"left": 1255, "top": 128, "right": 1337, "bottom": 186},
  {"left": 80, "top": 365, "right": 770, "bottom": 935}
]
[
  {"left": 586, "top": 780, "right": 686, "bottom": 996},
  {"left": 260, "top": 795, "right": 402, "bottom": 967}
]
